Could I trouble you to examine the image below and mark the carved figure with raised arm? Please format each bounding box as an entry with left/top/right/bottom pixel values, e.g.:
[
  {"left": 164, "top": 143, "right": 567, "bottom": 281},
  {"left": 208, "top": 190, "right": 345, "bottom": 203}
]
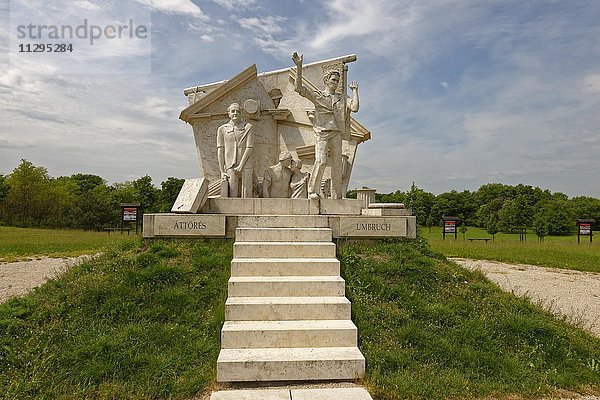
[
  {"left": 292, "top": 51, "right": 359, "bottom": 199},
  {"left": 216, "top": 103, "right": 254, "bottom": 198}
]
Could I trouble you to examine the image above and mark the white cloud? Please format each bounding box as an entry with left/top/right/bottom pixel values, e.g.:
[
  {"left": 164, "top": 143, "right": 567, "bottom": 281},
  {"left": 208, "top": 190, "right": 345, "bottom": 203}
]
[
  {"left": 73, "top": 0, "right": 101, "bottom": 11},
  {"left": 135, "top": 96, "right": 178, "bottom": 119},
  {"left": 583, "top": 74, "right": 600, "bottom": 94},
  {"left": 134, "top": 0, "right": 206, "bottom": 18},
  {"left": 237, "top": 15, "right": 286, "bottom": 34},
  {"left": 212, "top": 0, "right": 257, "bottom": 11},
  {"left": 310, "top": 0, "right": 399, "bottom": 51}
]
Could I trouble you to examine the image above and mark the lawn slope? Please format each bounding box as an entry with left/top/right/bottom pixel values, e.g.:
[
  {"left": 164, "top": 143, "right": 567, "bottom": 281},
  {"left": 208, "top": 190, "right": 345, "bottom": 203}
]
[
  {"left": 0, "top": 239, "right": 231, "bottom": 399},
  {"left": 339, "top": 238, "right": 600, "bottom": 399},
  {"left": 1, "top": 237, "right": 598, "bottom": 399}
]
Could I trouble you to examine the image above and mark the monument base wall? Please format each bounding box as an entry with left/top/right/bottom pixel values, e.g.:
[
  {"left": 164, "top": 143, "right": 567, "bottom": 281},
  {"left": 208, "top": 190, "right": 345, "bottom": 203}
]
[{"left": 143, "top": 198, "right": 416, "bottom": 239}]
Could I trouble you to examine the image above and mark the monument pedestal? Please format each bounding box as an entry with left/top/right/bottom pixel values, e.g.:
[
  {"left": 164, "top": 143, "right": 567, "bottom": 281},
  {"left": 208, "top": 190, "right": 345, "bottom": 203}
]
[{"left": 143, "top": 198, "right": 416, "bottom": 239}]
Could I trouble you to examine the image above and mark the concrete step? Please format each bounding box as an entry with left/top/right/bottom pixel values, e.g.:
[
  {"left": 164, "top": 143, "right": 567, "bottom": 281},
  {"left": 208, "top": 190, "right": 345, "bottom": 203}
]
[
  {"left": 211, "top": 387, "right": 373, "bottom": 400},
  {"left": 221, "top": 320, "right": 357, "bottom": 349},
  {"left": 230, "top": 258, "right": 340, "bottom": 277},
  {"left": 225, "top": 296, "right": 350, "bottom": 321},
  {"left": 217, "top": 347, "right": 365, "bottom": 382},
  {"left": 292, "top": 387, "right": 373, "bottom": 400},
  {"left": 237, "top": 215, "right": 329, "bottom": 228},
  {"left": 228, "top": 276, "right": 345, "bottom": 297},
  {"left": 235, "top": 227, "right": 332, "bottom": 242},
  {"left": 234, "top": 242, "right": 336, "bottom": 259}
]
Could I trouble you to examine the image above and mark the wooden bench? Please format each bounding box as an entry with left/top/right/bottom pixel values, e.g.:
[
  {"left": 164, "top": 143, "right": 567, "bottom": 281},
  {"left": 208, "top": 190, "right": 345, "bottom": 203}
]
[{"left": 468, "top": 238, "right": 491, "bottom": 243}]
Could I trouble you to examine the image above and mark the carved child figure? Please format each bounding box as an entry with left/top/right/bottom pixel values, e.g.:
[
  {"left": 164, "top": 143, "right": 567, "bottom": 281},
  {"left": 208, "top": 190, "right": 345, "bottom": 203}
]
[
  {"left": 263, "top": 151, "right": 293, "bottom": 198},
  {"left": 290, "top": 159, "right": 309, "bottom": 199},
  {"left": 216, "top": 103, "right": 254, "bottom": 198}
]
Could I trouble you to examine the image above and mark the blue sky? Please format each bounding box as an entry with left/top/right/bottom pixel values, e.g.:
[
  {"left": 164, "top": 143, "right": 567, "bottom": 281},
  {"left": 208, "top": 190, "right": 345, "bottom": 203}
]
[{"left": 1, "top": 0, "right": 599, "bottom": 197}]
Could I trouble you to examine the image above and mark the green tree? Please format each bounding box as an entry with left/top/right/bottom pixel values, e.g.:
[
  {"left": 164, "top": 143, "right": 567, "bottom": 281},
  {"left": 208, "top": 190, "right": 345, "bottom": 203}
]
[
  {"left": 426, "top": 214, "right": 434, "bottom": 232},
  {"left": 111, "top": 181, "right": 137, "bottom": 204},
  {"left": 477, "top": 198, "right": 504, "bottom": 228},
  {"left": 430, "top": 190, "right": 475, "bottom": 226},
  {"left": 2, "top": 160, "right": 54, "bottom": 226},
  {"left": 570, "top": 196, "right": 600, "bottom": 229},
  {"left": 378, "top": 190, "right": 405, "bottom": 204},
  {"left": 533, "top": 200, "right": 573, "bottom": 236},
  {"left": 0, "top": 174, "right": 8, "bottom": 223},
  {"left": 486, "top": 215, "right": 498, "bottom": 240},
  {"left": 404, "top": 183, "right": 435, "bottom": 226},
  {"left": 159, "top": 177, "right": 185, "bottom": 212},
  {"left": 133, "top": 175, "right": 160, "bottom": 213},
  {"left": 533, "top": 213, "right": 548, "bottom": 241},
  {"left": 498, "top": 196, "right": 533, "bottom": 233},
  {"left": 70, "top": 173, "right": 105, "bottom": 194},
  {"left": 0, "top": 174, "right": 8, "bottom": 202},
  {"left": 61, "top": 174, "right": 118, "bottom": 230},
  {"left": 473, "top": 183, "right": 514, "bottom": 209}
]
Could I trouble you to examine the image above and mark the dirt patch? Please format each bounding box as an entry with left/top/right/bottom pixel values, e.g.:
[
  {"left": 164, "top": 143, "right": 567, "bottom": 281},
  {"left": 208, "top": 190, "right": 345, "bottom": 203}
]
[
  {"left": 0, "top": 255, "right": 94, "bottom": 303},
  {"left": 451, "top": 258, "right": 600, "bottom": 337}
]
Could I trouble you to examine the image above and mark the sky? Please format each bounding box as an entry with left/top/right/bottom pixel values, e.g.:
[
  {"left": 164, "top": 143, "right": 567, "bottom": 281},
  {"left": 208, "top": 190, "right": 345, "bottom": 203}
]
[{"left": 1, "top": 0, "right": 599, "bottom": 197}]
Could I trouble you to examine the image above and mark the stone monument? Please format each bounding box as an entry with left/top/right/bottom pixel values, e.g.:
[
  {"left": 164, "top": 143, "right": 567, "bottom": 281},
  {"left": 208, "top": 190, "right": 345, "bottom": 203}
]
[
  {"left": 144, "top": 54, "right": 416, "bottom": 400},
  {"left": 144, "top": 53, "right": 416, "bottom": 240}
]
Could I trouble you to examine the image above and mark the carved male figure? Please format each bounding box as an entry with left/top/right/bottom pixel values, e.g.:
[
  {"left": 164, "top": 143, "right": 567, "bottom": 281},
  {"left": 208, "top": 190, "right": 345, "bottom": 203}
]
[
  {"left": 292, "top": 52, "right": 359, "bottom": 199},
  {"left": 216, "top": 103, "right": 254, "bottom": 198},
  {"left": 290, "top": 159, "right": 309, "bottom": 199},
  {"left": 263, "top": 151, "right": 293, "bottom": 198}
]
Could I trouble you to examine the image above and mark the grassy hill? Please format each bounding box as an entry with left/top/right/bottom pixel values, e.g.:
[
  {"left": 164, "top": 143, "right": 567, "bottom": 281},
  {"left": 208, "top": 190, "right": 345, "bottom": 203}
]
[{"left": 1, "top": 236, "right": 599, "bottom": 399}]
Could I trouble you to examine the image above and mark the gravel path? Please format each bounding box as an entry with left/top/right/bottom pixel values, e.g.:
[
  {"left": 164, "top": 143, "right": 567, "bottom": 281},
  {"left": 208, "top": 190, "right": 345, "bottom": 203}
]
[
  {"left": 451, "top": 258, "right": 600, "bottom": 338},
  {"left": 0, "top": 255, "right": 93, "bottom": 304}
]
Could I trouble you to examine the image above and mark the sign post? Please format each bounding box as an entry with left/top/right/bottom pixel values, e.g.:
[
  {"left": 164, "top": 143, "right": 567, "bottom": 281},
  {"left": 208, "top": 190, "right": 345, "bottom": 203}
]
[
  {"left": 442, "top": 216, "right": 460, "bottom": 240},
  {"left": 121, "top": 203, "right": 141, "bottom": 234},
  {"left": 576, "top": 219, "right": 594, "bottom": 243}
]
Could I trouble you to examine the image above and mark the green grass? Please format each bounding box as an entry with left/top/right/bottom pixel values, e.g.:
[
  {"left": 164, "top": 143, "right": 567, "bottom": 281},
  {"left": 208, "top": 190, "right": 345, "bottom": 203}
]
[
  {"left": 339, "top": 239, "right": 600, "bottom": 399},
  {"left": 0, "top": 239, "right": 231, "bottom": 399},
  {"left": 0, "top": 226, "right": 139, "bottom": 262},
  {"left": 1, "top": 237, "right": 599, "bottom": 399},
  {"left": 420, "top": 227, "right": 600, "bottom": 273}
]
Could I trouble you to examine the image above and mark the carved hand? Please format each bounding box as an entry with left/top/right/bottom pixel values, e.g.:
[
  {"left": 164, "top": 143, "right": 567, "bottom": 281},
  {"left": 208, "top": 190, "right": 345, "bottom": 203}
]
[
  {"left": 233, "top": 166, "right": 243, "bottom": 173},
  {"left": 221, "top": 172, "right": 229, "bottom": 180},
  {"left": 348, "top": 81, "right": 359, "bottom": 90},
  {"left": 292, "top": 52, "right": 303, "bottom": 68}
]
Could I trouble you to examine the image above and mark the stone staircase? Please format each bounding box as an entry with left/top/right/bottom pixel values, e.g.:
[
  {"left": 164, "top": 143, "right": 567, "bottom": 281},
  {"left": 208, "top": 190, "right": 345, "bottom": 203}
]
[{"left": 216, "top": 216, "right": 365, "bottom": 382}]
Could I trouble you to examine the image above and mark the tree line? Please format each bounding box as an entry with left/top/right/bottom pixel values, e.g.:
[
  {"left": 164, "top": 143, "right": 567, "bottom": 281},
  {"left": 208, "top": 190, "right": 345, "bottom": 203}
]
[
  {"left": 0, "top": 160, "right": 184, "bottom": 230},
  {"left": 1, "top": 160, "right": 598, "bottom": 236},
  {"left": 348, "top": 182, "right": 600, "bottom": 238}
]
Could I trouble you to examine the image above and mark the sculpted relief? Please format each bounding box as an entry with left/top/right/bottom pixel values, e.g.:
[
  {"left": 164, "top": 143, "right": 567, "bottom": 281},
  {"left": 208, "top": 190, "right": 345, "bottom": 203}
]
[
  {"left": 292, "top": 52, "right": 359, "bottom": 199},
  {"left": 179, "top": 54, "right": 370, "bottom": 201},
  {"left": 217, "top": 103, "right": 254, "bottom": 198}
]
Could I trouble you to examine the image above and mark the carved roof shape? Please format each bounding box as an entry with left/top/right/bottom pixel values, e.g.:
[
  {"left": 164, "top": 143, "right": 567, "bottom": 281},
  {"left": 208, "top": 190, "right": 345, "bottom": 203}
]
[
  {"left": 179, "top": 55, "right": 371, "bottom": 143},
  {"left": 179, "top": 64, "right": 257, "bottom": 123}
]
